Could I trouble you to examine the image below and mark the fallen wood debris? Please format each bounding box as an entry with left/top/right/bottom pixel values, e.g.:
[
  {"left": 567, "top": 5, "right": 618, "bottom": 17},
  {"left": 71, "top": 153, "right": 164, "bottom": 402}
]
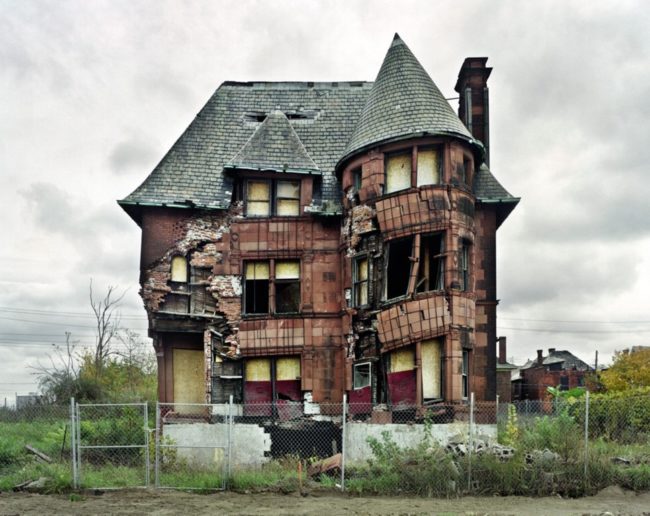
[{"left": 307, "top": 453, "right": 342, "bottom": 478}]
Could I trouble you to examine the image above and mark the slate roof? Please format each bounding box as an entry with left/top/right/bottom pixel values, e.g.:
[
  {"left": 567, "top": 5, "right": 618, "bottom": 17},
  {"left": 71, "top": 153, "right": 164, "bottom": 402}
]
[
  {"left": 120, "top": 81, "right": 373, "bottom": 216},
  {"left": 520, "top": 351, "right": 592, "bottom": 372},
  {"left": 119, "top": 34, "right": 516, "bottom": 222},
  {"left": 340, "top": 34, "right": 480, "bottom": 165},
  {"left": 225, "top": 110, "right": 320, "bottom": 174}
]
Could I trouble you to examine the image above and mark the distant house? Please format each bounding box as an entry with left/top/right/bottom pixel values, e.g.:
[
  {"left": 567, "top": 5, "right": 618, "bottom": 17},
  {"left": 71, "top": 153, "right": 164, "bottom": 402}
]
[
  {"left": 16, "top": 393, "right": 44, "bottom": 409},
  {"left": 512, "top": 348, "right": 592, "bottom": 401},
  {"left": 495, "top": 337, "right": 517, "bottom": 403}
]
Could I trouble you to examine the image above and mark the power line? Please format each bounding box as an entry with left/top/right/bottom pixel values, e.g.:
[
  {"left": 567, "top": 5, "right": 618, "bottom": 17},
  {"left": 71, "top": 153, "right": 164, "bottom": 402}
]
[
  {"left": 0, "top": 307, "right": 146, "bottom": 320},
  {"left": 0, "top": 316, "right": 147, "bottom": 329},
  {"left": 500, "top": 317, "right": 650, "bottom": 325},
  {"left": 498, "top": 326, "right": 650, "bottom": 334}
]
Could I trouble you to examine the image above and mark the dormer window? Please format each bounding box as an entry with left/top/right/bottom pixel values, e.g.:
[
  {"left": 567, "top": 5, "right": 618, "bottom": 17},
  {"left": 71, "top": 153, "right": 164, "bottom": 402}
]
[{"left": 245, "top": 179, "right": 301, "bottom": 217}]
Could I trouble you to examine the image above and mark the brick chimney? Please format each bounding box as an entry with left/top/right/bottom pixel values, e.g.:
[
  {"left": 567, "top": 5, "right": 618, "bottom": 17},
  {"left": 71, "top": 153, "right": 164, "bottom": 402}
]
[
  {"left": 454, "top": 57, "right": 492, "bottom": 165},
  {"left": 548, "top": 348, "right": 556, "bottom": 355},
  {"left": 537, "top": 349, "right": 544, "bottom": 365},
  {"left": 498, "top": 336, "right": 507, "bottom": 364}
]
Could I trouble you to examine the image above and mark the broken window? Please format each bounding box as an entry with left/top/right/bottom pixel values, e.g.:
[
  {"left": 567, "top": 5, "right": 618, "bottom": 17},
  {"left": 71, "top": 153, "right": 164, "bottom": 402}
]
[
  {"left": 245, "top": 179, "right": 301, "bottom": 217},
  {"left": 353, "top": 362, "right": 371, "bottom": 389},
  {"left": 353, "top": 256, "right": 369, "bottom": 307},
  {"left": 170, "top": 256, "right": 188, "bottom": 282},
  {"left": 244, "top": 261, "right": 270, "bottom": 314},
  {"left": 385, "top": 152, "right": 412, "bottom": 194},
  {"left": 275, "top": 261, "right": 300, "bottom": 313},
  {"left": 384, "top": 236, "right": 414, "bottom": 300},
  {"left": 459, "top": 240, "right": 470, "bottom": 291},
  {"left": 416, "top": 148, "right": 441, "bottom": 186},
  {"left": 421, "top": 339, "right": 442, "bottom": 400},
  {"left": 462, "top": 350, "right": 469, "bottom": 399},
  {"left": 275, "top": 180, "right": 300, "bottom": 216},
  {"left": 416, "top": 233, "right": 445, "bottom": 293}
]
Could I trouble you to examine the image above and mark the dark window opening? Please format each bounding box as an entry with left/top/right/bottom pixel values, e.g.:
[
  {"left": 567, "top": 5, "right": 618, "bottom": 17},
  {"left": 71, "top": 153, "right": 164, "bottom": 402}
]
[
  {"left": 416, "top": 233, "right": 445, "bottom": 293},
  {"left": 459, "top": 241, "right": 470, "bottom": 292},
  {"left": 385, "top": 236, "right": 414, "bottom": 300},
  {"left": 352, "top": 167, "right": 362, "bottom": 192},
  {"left": 244, "top": 261, "right": 270, "bottom": 314},
  {"left": 560, "top": 376, "right": 569, "bottom": 391},
  {"left": 462, "top": 350, "right": 469, "bottom": 399},
  {"left": 275, "top": 261, "right": 300, "bottom": 314}
]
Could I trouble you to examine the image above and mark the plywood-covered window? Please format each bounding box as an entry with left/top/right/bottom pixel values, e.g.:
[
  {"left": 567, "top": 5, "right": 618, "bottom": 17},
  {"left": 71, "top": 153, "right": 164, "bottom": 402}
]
[
  {"left": 385, "top": 153, "right": 412, "bottom": 194},
  {"left": 275, "top": 180, "right": 300, "bottom": 216},
  {"left": 353, "top": 256, "right": 369, "bottom": 307},
  {"left": 275, "top": 260, "right": 300, "bottom": 314},
  {"left": 246, "top": 181, "right": 271, "bottom": 216},
  {"left": 170, "top": 256, "right": 188, "bottom": 282},
  {"left": 421, "top": 339, "right": 442, "bottom": 400},
  {"left": 416, "top": 148, "right": 441, "bottom": 186},
  {"left": 244, "top": 261, "right": 270, "bottom": 314}
]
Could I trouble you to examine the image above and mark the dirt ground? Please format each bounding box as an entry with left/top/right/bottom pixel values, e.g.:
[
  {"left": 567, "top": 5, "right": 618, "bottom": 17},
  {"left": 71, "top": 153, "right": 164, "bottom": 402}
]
[{"left": 1, "top": 486, "right": 649, "bottom": 515}]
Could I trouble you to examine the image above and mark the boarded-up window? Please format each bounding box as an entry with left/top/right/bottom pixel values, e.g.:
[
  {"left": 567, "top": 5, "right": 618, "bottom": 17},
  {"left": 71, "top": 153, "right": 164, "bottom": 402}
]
[
  {"left": 276, "top": 357, "right": 301, "bottom": 381},
  {"left": 276, "top": 261, "right": 300, "bottom": 313},
  {"left": 385, "top": 153, "right": 412, "bottom": 194},
  {"left": 171, "top": 256, "right": 188, "bottom": 282},
  {"left": 416, "top": 148, "right": 441, "bottom": 186},
  {"left": 421, "top": 339, "right": 442, "bottom": 399},
  {"left": 276, "top": 180, "right": 300, "bottom": 216},
  {"left": 172, "top": 348, "right": 204, "bottom": 409},
  {"left": 246, "top": 181, "right": 271, "bottom": 216},
  {"left": 416, "top": 233, "right": 445, "bottom": 293},
  {"left": 353, "top": 256, "right": 369, "bottom": 306},
  {"left": 385, "top": 236, "right": 413, "bottom": 300},
  {"left": 245, "top": 358, "right": 271, "bottom": 381},
  {"left": 244, "top": 261, "right": 270, "bottom": 314},
  {"left": 390, "top": 348, "right": 415, "bottom": 373}
]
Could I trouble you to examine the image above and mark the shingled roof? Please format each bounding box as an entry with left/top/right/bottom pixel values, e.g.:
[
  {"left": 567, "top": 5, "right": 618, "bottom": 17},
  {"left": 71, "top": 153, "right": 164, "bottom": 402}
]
[
  {"left": 340, "top": 34, "right": 481, "bottom": 166},
  {"left": 119, "top": 35, "right": 514, "bottom": 223},
  {"left": 226, "top": 110, "right": 320, "bottom": 174}
]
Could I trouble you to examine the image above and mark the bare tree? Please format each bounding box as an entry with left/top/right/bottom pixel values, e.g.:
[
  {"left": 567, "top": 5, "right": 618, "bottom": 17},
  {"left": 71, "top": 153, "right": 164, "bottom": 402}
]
[
  {"left": 89, "top": 279, "right": 126, "bottom": 377},
  {"left": 32, "top": 332, "right": 82, "bottom": 403}
]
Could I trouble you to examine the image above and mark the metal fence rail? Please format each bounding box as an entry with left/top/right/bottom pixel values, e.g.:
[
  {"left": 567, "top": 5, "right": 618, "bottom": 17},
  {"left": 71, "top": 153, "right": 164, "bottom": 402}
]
[{"left": 3, "top": 392, "right": 650, "bottom": 496}]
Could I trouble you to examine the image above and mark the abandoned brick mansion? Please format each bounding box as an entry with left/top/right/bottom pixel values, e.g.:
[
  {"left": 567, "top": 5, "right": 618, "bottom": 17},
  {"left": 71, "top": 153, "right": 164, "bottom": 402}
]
[{"left": 119, "top": 34, "right": 518, "bottom": 414}]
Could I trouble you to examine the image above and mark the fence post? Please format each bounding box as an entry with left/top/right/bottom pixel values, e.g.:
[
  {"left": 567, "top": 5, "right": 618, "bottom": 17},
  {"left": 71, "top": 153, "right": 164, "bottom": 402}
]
[
  {"left": 341, "top": 393, "right": 347, "bottom": 492},
  {"left": 70, "top": 397, "right": 77, "bottom": 489},
  {"left": 155, "top": 402, "right": 160, "bottom": 488},
  {"left": 468, "top": 392, "right": 474, "bottom": 492},
  {"left": 143, "top": 403, "right": 150, "bottom": 487},
  {"left": 495, "top": 394, "right": 499, "bottom": 424},
  {"left": 584, "top": 390, "right": 590, "bottom": 488},
  {"left": 75, "top": 401, "right": 82, "bottom": 488},
  {"left": 227, "top": 394, "right": 233, "bottom": 488}
]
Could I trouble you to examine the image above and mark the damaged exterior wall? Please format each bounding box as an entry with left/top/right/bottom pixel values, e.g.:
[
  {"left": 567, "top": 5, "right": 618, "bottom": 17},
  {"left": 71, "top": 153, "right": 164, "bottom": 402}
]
[{"left": 120, "top": 36, "right": 518, "bottom": 419}]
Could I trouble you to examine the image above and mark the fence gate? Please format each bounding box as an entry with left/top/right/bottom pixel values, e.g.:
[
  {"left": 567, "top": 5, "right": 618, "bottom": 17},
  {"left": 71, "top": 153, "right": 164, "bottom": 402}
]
[
  {"left": 155, "top": 402, "right": 231, "bottom": 490},
  {"left": 72, "top": 402, "right": 150, "bottom": 489}
]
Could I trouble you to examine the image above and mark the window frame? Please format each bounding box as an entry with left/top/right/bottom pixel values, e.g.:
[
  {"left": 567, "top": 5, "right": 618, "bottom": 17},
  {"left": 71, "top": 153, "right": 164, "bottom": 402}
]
[
  {"left": 245, "top": 178, "right": 301, "bottom": 217},
  {"left": 416, "top": 146, "right": 442, "bottom": 187},
  {"left": 459, "top": 240, "right": 470, "bottom": 292},
  {"left": 462, "top": 349, "right": 469, "bottom": 400},
  {"left": 384, "top": 151, "right": 412, "bottom": 194},
  {"left": 353, "top": 255, "right": 369, "bottom": 307},
  {"left": 353, "top": 361, "right": 372, "bottom": 390},
  {"left": 243, "top": 259, "right": 301, "bottom": 315}
]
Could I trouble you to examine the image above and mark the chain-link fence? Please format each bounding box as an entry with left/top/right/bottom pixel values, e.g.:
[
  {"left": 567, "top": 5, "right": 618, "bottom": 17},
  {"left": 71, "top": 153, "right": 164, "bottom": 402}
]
[{"left": 2, "top": 392, "right": 650, "bottom": 496}]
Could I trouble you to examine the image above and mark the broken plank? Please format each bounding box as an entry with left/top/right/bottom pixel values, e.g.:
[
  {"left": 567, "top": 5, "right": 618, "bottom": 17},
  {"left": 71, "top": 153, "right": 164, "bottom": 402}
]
[{"left": 25, "top": 445, "right": 52, "bottom": 463}]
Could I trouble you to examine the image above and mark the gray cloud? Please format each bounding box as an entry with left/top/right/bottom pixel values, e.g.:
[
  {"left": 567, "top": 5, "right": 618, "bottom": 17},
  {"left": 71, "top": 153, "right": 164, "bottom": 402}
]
[{"left": 109, "top": 139, "right": 159, "bottom": 175}]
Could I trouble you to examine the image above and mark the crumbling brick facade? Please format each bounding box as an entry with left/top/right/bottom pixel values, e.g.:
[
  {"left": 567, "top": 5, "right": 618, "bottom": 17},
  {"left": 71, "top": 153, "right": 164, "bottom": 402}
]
[{"left": 120, "top": 35, "right": 518, "bottom": 417}]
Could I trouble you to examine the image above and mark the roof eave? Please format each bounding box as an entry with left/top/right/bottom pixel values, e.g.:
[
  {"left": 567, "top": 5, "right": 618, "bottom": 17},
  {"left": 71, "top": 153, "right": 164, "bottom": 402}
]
[
  {"left": 224, "top": 165, "right": 322, "bottom": 176},
  {"left": 477, "top": 197, "right": 520, "bottom": 228}
]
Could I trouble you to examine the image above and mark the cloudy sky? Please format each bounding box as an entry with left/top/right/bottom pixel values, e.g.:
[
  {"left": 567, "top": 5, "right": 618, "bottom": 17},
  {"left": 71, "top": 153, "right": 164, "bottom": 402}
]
[{"left": 1, "top": 0, "right": 649, "bottom": 403}]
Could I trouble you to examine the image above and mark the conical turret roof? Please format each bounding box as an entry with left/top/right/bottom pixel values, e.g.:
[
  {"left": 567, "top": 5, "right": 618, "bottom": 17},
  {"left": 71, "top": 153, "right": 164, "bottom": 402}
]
[
  {"left": 226, "top": 110, "right": 320, "bottom": 174},
  {"left": 340, "top": 34, "right": 478, "bottom": 165}
]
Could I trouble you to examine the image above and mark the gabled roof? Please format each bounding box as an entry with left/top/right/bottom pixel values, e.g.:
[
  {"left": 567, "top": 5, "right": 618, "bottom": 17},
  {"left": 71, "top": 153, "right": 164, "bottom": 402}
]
[
  {"left": 225, "top": 110, "right": 320, "bottom": 174},
  {"left": 521, "top": 350, "right": 592, "bottom": 372},
  {"left": 340, "top": 33, "right": 480, "bottom": 166}
]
